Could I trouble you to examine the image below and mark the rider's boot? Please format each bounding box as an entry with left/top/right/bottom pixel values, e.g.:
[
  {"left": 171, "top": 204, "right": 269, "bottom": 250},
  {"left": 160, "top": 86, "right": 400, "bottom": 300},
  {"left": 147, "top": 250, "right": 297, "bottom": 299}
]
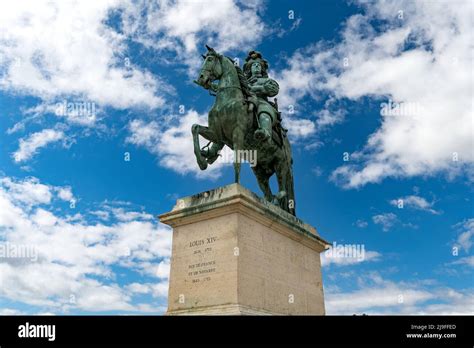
[{"left": 254, "top": 113, "right": 272, "bottom": 142}]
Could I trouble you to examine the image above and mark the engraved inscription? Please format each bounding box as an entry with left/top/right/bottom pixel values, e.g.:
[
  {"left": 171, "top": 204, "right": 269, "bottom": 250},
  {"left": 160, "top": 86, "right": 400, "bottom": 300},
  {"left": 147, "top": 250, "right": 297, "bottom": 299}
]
[
  {"left": 186, "top": 236, "right": 217, "bottom": 283},
  {"left": 189, "top": 236, "right": 217, "bottom": 248}
]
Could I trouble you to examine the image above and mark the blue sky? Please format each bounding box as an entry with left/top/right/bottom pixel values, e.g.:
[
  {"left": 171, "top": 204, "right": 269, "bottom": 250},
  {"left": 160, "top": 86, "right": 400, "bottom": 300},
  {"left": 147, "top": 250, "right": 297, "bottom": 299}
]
[{"left": 0, "top": 0, "right": 472, "bottom": 315}]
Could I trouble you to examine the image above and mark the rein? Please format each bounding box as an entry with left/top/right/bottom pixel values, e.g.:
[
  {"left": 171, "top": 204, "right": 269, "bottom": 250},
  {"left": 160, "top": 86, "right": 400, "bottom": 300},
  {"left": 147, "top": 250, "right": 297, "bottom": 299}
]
[
  {"left": 218, "top": 86, "right": 242, "bottom": 91},
  {"left": 208, "top": 85, "right": 242, "bottom": 97}
]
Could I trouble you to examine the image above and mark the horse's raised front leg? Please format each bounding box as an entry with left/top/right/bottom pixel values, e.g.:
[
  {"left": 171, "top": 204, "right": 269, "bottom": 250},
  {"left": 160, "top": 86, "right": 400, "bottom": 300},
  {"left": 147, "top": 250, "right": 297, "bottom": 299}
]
[{"left": 191, "top": 124, "right": 219, "bottom": 170}]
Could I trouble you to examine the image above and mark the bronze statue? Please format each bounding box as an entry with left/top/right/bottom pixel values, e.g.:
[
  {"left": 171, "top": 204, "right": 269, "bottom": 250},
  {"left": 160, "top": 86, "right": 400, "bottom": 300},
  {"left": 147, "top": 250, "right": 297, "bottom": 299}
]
[
  {"left": 243, "top": 50, "right": 280, "bottom": 143},
  {"left": 193, "top": 46, "right": 295, "bottom": 215}
]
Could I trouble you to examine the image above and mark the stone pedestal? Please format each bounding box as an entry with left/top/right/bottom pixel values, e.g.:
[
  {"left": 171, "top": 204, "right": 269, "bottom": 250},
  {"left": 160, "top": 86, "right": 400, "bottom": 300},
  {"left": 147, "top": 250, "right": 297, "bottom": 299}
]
[{"left": 159, "top": 184, "right": 330, "bottom": 315}]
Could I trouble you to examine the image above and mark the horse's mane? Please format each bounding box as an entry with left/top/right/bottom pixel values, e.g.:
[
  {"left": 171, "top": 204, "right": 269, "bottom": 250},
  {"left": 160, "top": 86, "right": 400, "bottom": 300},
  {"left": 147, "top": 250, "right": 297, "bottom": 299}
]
[{"left": 225, "top": 56, "right": 252, "bottom": 98}]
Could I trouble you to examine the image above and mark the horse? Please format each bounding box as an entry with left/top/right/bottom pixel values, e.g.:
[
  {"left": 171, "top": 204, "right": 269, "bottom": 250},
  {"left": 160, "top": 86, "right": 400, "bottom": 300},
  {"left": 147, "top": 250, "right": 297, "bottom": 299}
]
[{"left": 192, "top": 45, "right": 296, "bottom": 216}]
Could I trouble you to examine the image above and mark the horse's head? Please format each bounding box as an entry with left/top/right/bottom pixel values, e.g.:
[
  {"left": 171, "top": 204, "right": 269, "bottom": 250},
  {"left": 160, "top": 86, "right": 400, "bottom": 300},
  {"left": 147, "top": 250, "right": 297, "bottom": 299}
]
[{"left": 195, "top": 45, "right": 223, "bottom": 89}]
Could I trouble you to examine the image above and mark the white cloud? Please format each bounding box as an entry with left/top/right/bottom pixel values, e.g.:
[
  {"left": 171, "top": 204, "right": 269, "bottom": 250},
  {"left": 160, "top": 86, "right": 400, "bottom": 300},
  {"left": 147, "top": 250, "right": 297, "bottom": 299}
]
[
  {"left": 0, "top": 308, "right": 23, "bottom": 315},
  {"left": 453, "top": 218, "right": 474, "bottom": 253},
  {"left": 1, "top": 0, "right": 269, "bottom": 171},
  {"left": 12, "top": 129, "right": 65, "bottom": 163},
  {"left": 0, "top": 177, "right": 53, "bottom": 206},
  {"left": 126, "top": 119, "right": 161, "bottom": 149},
  {"left": 155, "top": 259, "right": 170, "bottom": 279},
  {"left": 326, "top": 272, "right": 474, "bottom": 315},
  {"left": 0, "top": 0, "right": 164, "bottom": 109},
  {"left": 32, "top": 208, "right": 58, "bottom": 226},
  {"left": 0, "top": 175, "right": 172, "bottom": 313},
  {"left": 90, "top": 210, "right": 110, "bottom": 221},
  {"left": 121, "top": 0, "right": 267, "bottom": 72},
  {"left": 56, "top": 186, "right": 74, "bottom": 202},
  {"left": 150, "top": 282, "right": 169, "bottom": 298},
  {"left": 315, "top": 108, "right": 345, "bottom": 128},
  {"left": 12, "top": 103, "right": 100, "bottom": 131},
  {"left": 355, "top": 219, "right": 368, "bottom": 228},
  {"left": 327, "top": 284, "right": 433, "bottom": 315},
  {"left": 389, "top": 195, "right": 440, "bottom": 214},
  {"left": 372, "top": 212, "right": 398, "bottom": 232},
  {"left": 276, "top": 0, "right": 473, "bottom": 187},
  {"left": 283, "top": 118, "right": 316, "bottom": 139},
  {"left": 0, "top": 177, "right": 75, "bottom": 212},
  {"left": 110, "top": 207, "right": 153, "bottom": 222},
  {"left": 125, "top": 278, "right": 169, "bottom": 298},
  {"left": 126, "top": 282, "right": 152, "bottom": 295},
  {"left": 451, "top": 256, "right": 474, "bottom": 268}
]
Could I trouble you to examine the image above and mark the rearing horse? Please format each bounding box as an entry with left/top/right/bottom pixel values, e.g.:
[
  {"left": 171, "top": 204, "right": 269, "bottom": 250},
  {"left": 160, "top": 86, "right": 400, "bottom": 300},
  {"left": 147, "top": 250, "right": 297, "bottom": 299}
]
[{"left": 193, "top": 45, "right": 296, "bottom": 215}]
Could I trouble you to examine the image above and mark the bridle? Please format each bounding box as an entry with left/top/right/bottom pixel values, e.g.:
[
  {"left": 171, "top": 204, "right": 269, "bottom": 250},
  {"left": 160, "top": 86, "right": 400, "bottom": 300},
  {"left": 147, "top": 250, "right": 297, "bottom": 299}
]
[
  {"left": 201, "top": 53, "right": 219, "bottom": 84},
  {"left": 200, "top": 53, "right": 242, "bottom": 96}
]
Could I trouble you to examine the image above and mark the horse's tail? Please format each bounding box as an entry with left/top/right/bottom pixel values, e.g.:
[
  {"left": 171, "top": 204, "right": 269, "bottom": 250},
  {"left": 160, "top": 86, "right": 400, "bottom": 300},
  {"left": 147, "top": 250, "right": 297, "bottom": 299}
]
[{"left": 283, "top": 135, "right": 296, "bottom": 216}]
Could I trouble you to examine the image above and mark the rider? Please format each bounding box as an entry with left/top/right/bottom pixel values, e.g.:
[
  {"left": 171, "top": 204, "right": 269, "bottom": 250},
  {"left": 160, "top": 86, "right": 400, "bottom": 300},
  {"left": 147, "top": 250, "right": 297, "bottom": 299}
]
[{"left": 243, "top": 51, "right": 280, "bottom": 142}]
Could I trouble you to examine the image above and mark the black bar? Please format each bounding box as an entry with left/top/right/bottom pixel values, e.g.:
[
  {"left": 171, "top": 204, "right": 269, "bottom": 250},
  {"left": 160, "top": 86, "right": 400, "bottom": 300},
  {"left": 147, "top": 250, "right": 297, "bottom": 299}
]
[{"left": 0, "top": 315, "right": 472, "bottom": 346}]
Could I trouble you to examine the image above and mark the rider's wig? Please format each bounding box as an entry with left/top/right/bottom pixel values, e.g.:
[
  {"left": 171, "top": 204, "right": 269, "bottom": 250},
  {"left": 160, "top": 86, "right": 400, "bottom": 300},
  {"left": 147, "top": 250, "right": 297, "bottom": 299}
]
[{"left": 243, "top": 50, "right": 269, "bottom": 78}]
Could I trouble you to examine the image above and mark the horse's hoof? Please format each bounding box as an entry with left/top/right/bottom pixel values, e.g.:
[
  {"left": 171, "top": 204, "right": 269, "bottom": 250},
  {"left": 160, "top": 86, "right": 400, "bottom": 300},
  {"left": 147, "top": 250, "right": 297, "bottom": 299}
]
[
  {"left": 275, "top": 190, "right": 287, "bottom": 199},
  {"left": 272, "top": 191, "right": 287, "bottom": 205},
  {"left": 197, "top": 159, "right": 208, "bottom": 170}
]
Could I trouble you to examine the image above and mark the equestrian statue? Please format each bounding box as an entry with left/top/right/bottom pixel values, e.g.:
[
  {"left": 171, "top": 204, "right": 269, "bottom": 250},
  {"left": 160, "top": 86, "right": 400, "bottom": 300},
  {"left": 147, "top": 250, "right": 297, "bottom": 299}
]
[{"left": 193, "top": 46, "right": 296, "bottom": 216}]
